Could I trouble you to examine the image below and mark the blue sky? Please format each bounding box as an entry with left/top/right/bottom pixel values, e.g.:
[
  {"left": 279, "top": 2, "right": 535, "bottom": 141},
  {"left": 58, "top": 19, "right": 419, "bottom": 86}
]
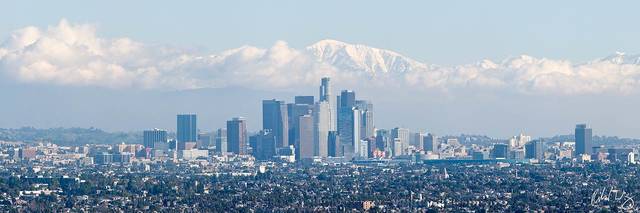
[{"left": 3, "top": 1, "right": 640, "bottom": 65}]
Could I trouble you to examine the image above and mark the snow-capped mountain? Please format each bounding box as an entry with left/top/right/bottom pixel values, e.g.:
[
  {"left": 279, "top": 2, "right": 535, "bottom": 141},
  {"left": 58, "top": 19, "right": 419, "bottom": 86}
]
[
  {"left": 306, "top": 39, "right": 428, "bottom": 74},
  {"left": 598, "top": 52, "right": 640, "bottom": 65}
]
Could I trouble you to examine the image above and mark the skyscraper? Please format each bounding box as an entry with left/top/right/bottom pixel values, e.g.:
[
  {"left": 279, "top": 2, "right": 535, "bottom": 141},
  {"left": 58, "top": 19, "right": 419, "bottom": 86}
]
[
  {"left": 525, "top": 140, "right": 544, "bottom": 160},
  {"left": 355, "top": 100, "right": 374, "bottom": 139},
  {"left": 197, "top": 133, "right": 211, "bottom": 149},
  {"left": 337, "top": 90, "right": 359, "bottom": 156},
  {"left": 352, "top": 108, "right": 362, "bottom": 157},
  {"left": 391, "top": 127, "right": 410, "bottom": 156},
  {"left": 297, "top": 115, "right": 314, "bottom": 159},
  {"left": 227, "top": 117, "right": 247, "bottom": 155},
  {"left": 423, "top": 133, "right": 439, "bottom": 153},
  {"left": 319, "top": 77, "right": 335, "bottom": 131},
  {"left": 509, "top": 133, "right": 531, "bottom": 149},
  {"left": 177, "top": 114, "right": 197, "bottom": 150},
  {"left": 294, "top": 96, "right": 315, "bottom": 105},
  {"left": 252, "top": 130, "right": 276, "bottom": 161},
  {"left": 143, "top": 128, "right": 167, "bottom": 149},
  {"left": 314, "top": 101, "right": 330, "bottom": 157},
  {"left": 575, "top": 124, "right": 592, "bottom": 156},
  {"left": 215, "top": 128, "right": 227, "bottom": 153},
  {"left": 262, "top": 99, "right": 289, "bottom": 148},
  {"left": 339, "top": 90, "right": 356, "bottom": 111},
  {"left": 288, "top": 103, "right": 314, "bottom": 146},
  {"left": 376, "top": 129, "right": 392, "bottom": 154},
  {"left": 328, "top": 131, "right": 341, "bottom": 157},
  {"left": 319, "top": 77, "right": 331, "bottom": 102},
  {"left": 491, "top": 143, "right": 509, "bottom": 159},
  {"left": 412, "top": 132, "right": 425, "bottom": 150}
]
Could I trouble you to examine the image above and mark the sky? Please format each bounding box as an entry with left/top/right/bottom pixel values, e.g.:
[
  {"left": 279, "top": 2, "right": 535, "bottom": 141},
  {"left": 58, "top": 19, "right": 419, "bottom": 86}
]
[
  {"left": 3, "top": 1, "right": 640, "bottom": 65},
  {"left": 1, "top": 1, "right": 640, "bottom": 138}
]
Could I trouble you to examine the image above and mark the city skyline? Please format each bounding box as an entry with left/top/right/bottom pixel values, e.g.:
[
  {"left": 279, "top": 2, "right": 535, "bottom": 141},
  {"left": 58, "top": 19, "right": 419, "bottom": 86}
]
[
  {"left": 139, "top": 78, "right": 602, "bottom": 163},
  {"left": 3, "top": 2, "right": 640, "bottom": 212}
]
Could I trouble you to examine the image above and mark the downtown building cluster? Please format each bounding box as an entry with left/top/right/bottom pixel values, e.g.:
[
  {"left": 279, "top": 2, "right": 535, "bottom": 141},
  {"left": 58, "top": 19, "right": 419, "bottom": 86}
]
[
  {"left": 136, "top": 78, "right": 466, "bottom": 164},
  {"left": 129, "top": 78, "right": 637, "bottom": 165}
]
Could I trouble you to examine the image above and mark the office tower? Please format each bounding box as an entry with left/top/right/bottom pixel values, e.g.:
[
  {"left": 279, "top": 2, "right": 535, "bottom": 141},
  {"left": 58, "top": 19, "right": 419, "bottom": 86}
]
[
  {"left": 314, "top": 101, "right": 330, "bottom": 157},
  {"left": 337, "top": 90, "right": 359, "bottom": 155},
  {"left": 262, "top": 99, "right": 289, "bottom": 148},
  {"left": 412, "top": 132, "right": 425, "bottom": 149},
  {"left": 352, "top": 108, "right": 362, "bottom": 156},
  {"left": 319, "top": 77, "right": 335, "bottom": 131},
  {"left": 525, "top": 140, "right": 544, "bottom": 160},
  {"left": 177, "top": 114, "right": 197, "bottom": 150},
  {"left": 297, "top": 115, "right": 314, "bottom": 159},
  {"left": 227, "top": 117, "right": 247, "bottom": 155},
  {"left": 215, "top": 128, "right": 227, "bottom": 153},
  {"left": 328, "top": 131, "right": 341, "bottom": 157},
  {"left": 287, "top": 102, "right": 314, "bottom": 146},
  {"left": 423, "top": 133, "right": 438, "bottom": 153},
  {"left": 339, "top": 90, "right": 356, "bottom": 110},
  {"left": 391, "top": 127, "right": 410, "bottom": 156},
  {"left": 575, "top": 124, "right": 592, "bottom": 156},
  {"left": 366, "top": 138, "right": 376, "bottom": 158},
  {"left": 491, "top": 144, "right": 509, "bottom": 159},
  {"left": 143, "top": 128, "right": 167, "bottom": 149},
  {"left": 252, "top": 130, "right": 276, "bottom": 161},
  {"left": 249, "top": 134, "right": 258, "bottom": 155},
  {"left": 355, "top": 100, "right": 374, "bottom": 139},
  {"left": 198, "top": 133, "right": 211, "bottom": 149},
  {"left": 376, "top": 129, "right": 392, "bottom": 154},
  {"left": 295, "top": 96, "right": 315, "bottom": 105},
  {"left": 319, "top": 77, "right": 331, "bottom": 102}
]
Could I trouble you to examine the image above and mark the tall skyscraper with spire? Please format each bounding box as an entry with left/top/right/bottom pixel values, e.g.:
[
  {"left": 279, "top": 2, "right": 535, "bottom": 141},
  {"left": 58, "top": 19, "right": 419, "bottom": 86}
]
[{"left": 319, "top": 77, "right": 336, "bottom": 131}]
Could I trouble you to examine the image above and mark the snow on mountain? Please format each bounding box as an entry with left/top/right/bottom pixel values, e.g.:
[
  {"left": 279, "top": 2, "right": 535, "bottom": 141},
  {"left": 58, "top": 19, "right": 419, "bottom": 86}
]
[
  {"left": 2, "top": 17, "right": 640, "bottom": 95},
  {"left": 306, "top": 39, "right": 428, "bottom": 75},
  {"left": 597, "top": 52, "right": 640, "bottom": 65}
]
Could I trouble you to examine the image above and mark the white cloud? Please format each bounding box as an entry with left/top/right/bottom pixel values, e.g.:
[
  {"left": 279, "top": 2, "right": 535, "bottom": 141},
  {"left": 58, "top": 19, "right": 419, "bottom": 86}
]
[{"left": 1, "top": 19, "right": 640, "bottom": 95}]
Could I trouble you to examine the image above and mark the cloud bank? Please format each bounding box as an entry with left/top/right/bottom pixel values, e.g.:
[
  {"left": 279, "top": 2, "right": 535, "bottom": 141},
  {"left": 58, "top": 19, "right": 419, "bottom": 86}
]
[{"left": 1, "top": 19, "right": 639, "bottom": 95}]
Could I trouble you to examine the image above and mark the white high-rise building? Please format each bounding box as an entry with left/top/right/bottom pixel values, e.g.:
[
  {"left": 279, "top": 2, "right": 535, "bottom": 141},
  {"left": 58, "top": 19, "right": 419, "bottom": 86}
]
[
  {"left": 393, "top": 138, "right": 403, "bottom": 157},
  {"left": 391, "top": 127, "right": 410, "bottom": 156},
  {"left": 509, "top": 133, "right": 531, "bottom": 149},
  {"left": 352, "top": 108, "right": 361, "bottom": 156},
  {"left": 313, "top": 101, "right": 330, "bottom": 157}
]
